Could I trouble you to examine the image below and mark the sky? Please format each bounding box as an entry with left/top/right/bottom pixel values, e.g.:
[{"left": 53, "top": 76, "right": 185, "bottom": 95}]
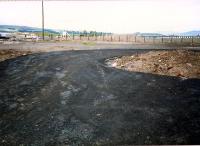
[{"left": 0, "top": 0, "right": 200, "bottom": 33}]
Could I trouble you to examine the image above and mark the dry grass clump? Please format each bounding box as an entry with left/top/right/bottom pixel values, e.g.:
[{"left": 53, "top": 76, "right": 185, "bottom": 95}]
[{"left": 0, "top": 49, "right": 32, "bottom": 62}]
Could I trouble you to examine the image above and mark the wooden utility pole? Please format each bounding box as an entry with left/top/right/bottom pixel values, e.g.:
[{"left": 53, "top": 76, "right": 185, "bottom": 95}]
[{"left": 42, "top": 0, "right": 44, "bottom": 40}]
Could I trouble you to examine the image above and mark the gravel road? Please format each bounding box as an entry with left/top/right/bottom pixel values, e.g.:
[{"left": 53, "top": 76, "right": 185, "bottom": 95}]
[{"left": 0, "top": 48, "right": 200, "bottom": 145}]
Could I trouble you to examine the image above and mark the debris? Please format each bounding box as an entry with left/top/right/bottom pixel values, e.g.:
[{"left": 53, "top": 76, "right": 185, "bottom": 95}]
[
  {"left": 106, "top": 50, "right": 200, "bottom": 79},
  {"left": 96, "top": 113, "right": 102, "bottom": 117},
  {"left": 186, "top": 63, "right": 193, "bottom": 67}
]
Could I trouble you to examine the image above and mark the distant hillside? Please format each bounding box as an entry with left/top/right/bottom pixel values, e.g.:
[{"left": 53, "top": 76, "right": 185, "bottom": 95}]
[
  {"left": 179, "top": 31, "right": 200, "bottom": 36},
  {"left": 0, "top": 25, "right": 111, "bottom": 36},
  {"left": 134, "top": 32, "right": 164, "bottom": 36},
  {"left": 161, "top": 31, "right": 200, "bottom": 36},
  {"left": 0, "top": 25, "right": 59, "bottom": 34}
]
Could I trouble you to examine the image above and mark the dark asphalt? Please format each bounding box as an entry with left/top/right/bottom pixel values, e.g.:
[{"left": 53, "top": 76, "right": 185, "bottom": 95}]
[{"left": 0, "top": 49, "right": 200, "bottom": 145}]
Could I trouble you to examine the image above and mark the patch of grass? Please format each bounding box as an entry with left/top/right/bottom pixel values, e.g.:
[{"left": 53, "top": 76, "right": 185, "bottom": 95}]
[
  {"left": 35, "top": 32, "right": 58, "bottom": 37},
  {"left": 81, "top": 41, "right": 96, "bottom": 46}
]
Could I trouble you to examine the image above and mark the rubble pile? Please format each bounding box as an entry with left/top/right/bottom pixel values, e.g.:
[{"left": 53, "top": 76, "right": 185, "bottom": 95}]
[
  {"left": 106, "top": 50, "right": 200, "bottom": 78},
  {"left": 0, "top": 49, "right": 32, "bottom": 62}
]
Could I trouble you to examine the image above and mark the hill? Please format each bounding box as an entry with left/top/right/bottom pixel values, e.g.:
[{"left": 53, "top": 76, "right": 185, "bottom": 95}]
[
  {"left": 179, "top": 31, "right": 200, "bottom": 36},
  {"left": 0, "top": 25, "right": 59, "bottom": 34}
]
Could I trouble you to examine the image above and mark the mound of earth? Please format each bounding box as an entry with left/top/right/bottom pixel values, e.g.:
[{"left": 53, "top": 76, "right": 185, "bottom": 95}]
[
  {"left": 0, "top": 49, "right": 32, "bottom": 62},
  {"left": 106, "top": 50, "right": 200, "bottom": 79}
]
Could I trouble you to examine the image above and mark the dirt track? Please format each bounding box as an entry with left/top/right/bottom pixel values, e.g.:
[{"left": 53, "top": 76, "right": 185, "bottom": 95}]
[
  {"left": 1, "top": 41, "right": 199, "bottom": 52},
  {"left": 0, "top": 43, "right": 200, "bottom": 145}
]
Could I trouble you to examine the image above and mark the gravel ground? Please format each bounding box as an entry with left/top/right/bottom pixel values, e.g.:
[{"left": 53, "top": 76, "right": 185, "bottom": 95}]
[{"left": 0, "top": 42, "right": 200, "bottom": 145}]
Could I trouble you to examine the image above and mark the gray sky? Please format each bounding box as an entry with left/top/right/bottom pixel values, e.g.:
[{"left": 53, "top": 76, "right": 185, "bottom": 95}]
[{"left": 0, "top": 0, "right": 200, "bottom": 33}]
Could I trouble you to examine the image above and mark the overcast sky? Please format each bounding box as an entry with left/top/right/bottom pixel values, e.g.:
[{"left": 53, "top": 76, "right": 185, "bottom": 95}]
[{"left": 0, "top": 0, "right": 200, "bottom": 33}]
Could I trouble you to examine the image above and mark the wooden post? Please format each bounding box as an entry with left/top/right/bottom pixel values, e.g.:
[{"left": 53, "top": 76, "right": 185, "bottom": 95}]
[
  {"left": 103, "top": 35, "right": 104, "bottom": 41},
  {"left": 42, "top": 0, "right": 45, "bottom": 40},
  {"left": 170, "top": 37, "right": 172, "bottom": 43},
  {"left": 135, "top": 36, "right": 137, "bottom": 42},
  {"left": 72, "top": 33, "right": 74, "bottom": 40},
  {"left": 192, "top": 36, "right": 194, "bottom": 44},
  {"left": 161, "top": 37, "right": 163, "bottom": 43},
  {"left": 181, "top": 37, "right": 183, "bottom": 43},
  {"left": 143, "top": 36, "right": 145, "bottom": 43},
  {"left": 111, "top": 35, "right": 113, "bottom": 42},
  {"left": 199, "top": 36, "right": 200, "bottom": 43},
  {"left": 153, "top": 37, "right": 155, "bottom": 44}
]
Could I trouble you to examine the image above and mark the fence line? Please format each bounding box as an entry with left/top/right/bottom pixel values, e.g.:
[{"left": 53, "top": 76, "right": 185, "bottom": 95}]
[{"left": 42, "top": 34, "right": 200, "bottom": 45}]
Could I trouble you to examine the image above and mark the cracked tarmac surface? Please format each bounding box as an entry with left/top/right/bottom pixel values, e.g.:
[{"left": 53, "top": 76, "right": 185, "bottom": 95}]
[{"left": 0, "top": 49, "right": 200, "bottom": 145}]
